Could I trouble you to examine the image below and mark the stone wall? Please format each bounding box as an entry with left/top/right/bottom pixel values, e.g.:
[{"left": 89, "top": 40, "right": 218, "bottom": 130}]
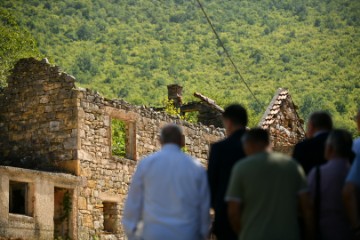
[
  {"left": 0, "top": 58, "right": 305, "bottom": 239},
  {"left": 0, "top": 58, "right": 78, "bottom": 163},
  {"left": 0, "top": 58, "right": 225, "bottom": 239},
  {"left": 76, "top": 88, "right": 224, "bottom": 239}
]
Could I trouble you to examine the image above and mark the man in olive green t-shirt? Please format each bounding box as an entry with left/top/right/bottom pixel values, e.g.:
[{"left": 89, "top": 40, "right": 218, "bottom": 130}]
[{"left": 226, "top": 128, "right": 315, "bottom": 240}]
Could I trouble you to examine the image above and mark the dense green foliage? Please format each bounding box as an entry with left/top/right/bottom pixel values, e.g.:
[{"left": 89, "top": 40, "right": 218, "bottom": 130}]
[
  {"left": 0, "top": 7, "right": 42, "bottom": 87},
  {"left": 112, "top": 119, "right": 126, "bottom": 157},
  {"left": 1, "top": 0, "right": 360, "bottom": 134}
]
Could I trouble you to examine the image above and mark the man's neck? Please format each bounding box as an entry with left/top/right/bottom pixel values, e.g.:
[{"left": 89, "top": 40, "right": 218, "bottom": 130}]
[
  {"left": 162, "top": 143, "right": 181, "bottom": 150},
  {"left": 228, "top": 126, "right": 244, "bottom": 136},
  {"left": 249, "top": 150, "right": 268, "bottom": 156}
]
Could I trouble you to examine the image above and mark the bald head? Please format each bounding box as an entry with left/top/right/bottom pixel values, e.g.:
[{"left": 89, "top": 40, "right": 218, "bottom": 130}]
[
  {"left": 325, "top": 129, "right": 354, "bottom": 160},
  {"left": 306, "top": 111, "right": 333, "bottom": 138},
  {"left": 160, "top": 124, "right": 184, "bottom": 147}
]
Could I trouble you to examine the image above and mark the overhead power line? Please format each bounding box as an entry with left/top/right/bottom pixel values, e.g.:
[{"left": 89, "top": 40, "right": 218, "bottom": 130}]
[{"left": 194, "top": 0, "right": 262, "bottom": 107}]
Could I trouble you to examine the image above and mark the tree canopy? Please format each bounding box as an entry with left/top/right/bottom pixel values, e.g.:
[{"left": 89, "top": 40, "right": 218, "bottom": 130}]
[
  {"left": 0, "top": 7, "right": 42, "bottom": 87},
  {"left": 1, "top": 0, "right": 359, "bottom": 134}
]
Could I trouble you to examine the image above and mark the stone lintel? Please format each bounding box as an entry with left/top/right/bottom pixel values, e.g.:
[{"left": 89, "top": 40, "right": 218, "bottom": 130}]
[{"left": 99, "top": 192, "right": 122, "bottom": 203}]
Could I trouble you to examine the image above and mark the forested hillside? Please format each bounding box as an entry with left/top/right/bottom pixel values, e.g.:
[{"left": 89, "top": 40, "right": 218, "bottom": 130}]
[
  {"left": 1, "top": 0, "right": 360, "bottom": 133},
  {"left": 0, "top": 8, "right": 42, "bottom": 86}
]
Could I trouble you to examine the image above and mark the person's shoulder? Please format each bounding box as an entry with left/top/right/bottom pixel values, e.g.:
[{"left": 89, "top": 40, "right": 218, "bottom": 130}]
[
  {"left": 293, "top": 139, "right": 310, "bottom": 159},
  {"left": 307, "top": 166, "right": 317, "bottom": 182},
  {"left": 138, "top": 150, "right": 162, "bottom": 165},
  {"left": 317, "top": 132, "right": 330, "bottom": 140},
  {"left": 181, "top": 151, "right": 204, "bottom": 168},
  {"left": 209, "top": 139, "right": 229, "bottom": 157},
  {"left": 270, "top": 152, "right": 302, "bottom": 170},
  {"left": 211, "top": 134, "right": 245, "bottom": 152},
  {"left": 295, "top": 136, "right": 326, "bottom": 154},
  {"left": 211, "top": 138, "right": 228, "bottom": 149},
  {"left": 294, "top": 138, "right": 312, "bottom": 149},
  {"left": 353, "top": 137, "right": 360, "bottom": 149},
  {"left": 184, "top": 152, "right": 199, "bottom": 164},
  {"left": 233, "top": 154, "right": 258, "bottom": 170},
  {"left": 311, "top": 133, "right": 329, "bottom": 146}
]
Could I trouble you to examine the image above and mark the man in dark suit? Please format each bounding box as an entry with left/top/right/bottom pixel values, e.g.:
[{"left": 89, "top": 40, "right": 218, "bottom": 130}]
[
  {"left": 208, "top": 104, "right": 248, "bottom": 240},
  {"left": 293, "top": 111, "right": 333, "bottom": 175}
]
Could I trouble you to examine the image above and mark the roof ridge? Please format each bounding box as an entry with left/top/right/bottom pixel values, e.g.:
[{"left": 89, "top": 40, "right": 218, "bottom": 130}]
[
  {"left": 258, "top": 88, "right": 289, "bottom": 127},
  {"left": 193, "top": 92, "right": 224, "bottom": 113}
]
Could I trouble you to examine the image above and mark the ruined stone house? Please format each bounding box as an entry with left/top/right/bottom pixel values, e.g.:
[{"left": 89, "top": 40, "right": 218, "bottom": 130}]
[
  {"left": 166, "top": 84, "right": 224, "bottom": 128},
  {"left": 166, "top": 84, "right": 306, "bottom": 146},
  {"left": 0, "top": 58, "right": 304, "bottom": 239},
  {"left": 259, "top": 88, "right": 305, "bottom": 155},
  {"left": 166, "top": 84, "right": 306, "bottom": 152},
  {"left": 0, "top": 58, "right": 224, "bottom": 240}
]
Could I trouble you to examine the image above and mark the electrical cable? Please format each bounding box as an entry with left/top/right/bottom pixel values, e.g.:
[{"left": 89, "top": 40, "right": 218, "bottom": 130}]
[{"left": 195, "top": 0, "right": 262, "bottom": 107}]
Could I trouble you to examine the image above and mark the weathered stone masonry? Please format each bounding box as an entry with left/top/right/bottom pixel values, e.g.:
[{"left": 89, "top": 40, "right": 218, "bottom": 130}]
[
  {"left": 0, "top": 58, "right": 304, "bottom": 239},
  {"left": 259, "top": 88, "right": 305, "bottom": 155},
  {"left": 76, "top": 86, "right": 224, "bottom": 239},
  {"left": 0, "top": 166, "right": 79, "bottom": 239},
  {"left": 0, "top": 58, "right": 225, "bottom": 239},
  {"left": 0, "top": 58, "right": 78, "bottom": 162}
]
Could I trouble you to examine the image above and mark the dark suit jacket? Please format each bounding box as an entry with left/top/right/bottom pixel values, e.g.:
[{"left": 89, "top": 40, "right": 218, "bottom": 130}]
[
  {"left": 207, "top": 129, "right": 246, "bottom": 238},
  {"left": 292, "top": 132, "right": 329, "bottom": 175}
]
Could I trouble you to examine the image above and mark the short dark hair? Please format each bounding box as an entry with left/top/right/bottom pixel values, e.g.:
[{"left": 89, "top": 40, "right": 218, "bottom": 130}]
[
  {"left": 222, "top": 104, "right": 248, "bottom": 126},
  {"left": 242, "top": 128, "right": 270, "bottom": 146},
  {"left": 327, "top": 129, "right": 354, "bottom": 159},
  {"left": 160, "top": 124, "right": 183, "bottom": 145},
  {"left": 309, "top": 111, "right": 333, "bottom": 131}
]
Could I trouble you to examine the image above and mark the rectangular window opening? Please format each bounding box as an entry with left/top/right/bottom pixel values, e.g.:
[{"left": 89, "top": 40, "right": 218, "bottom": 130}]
[
  {"left": 54, "top": 188, "right": 73, "bottom": 239},
  {"left": 103, "top": 202, "right": 120, "bottom": 234},
  {"left": 9, "top": 181, "right": 31, "bottom": 216},
  {"left": 111, "top": 117, "right": 136, "bottom": 160},
  {"left": 112, "top": 118, "right": 127, "bottom": 158}
]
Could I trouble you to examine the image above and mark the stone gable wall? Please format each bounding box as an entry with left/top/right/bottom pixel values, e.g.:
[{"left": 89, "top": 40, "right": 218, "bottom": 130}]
[
  {"left": 260, "top": 91, "right": 305, "bottom": 155},
  {"left": 0, "top": 58, "right": 78, "bottom": 162},
  {"left": 270, "top": 99, "right": 304, "bottom": 154}
]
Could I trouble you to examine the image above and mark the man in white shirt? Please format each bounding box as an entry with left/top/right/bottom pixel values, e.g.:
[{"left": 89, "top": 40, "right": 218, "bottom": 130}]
[{"left": 122, "top": 124, "right": 210, "bottom": 240}]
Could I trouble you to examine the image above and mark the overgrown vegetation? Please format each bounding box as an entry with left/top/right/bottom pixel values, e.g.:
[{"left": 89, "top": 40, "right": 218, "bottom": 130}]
[
  {"left": 60, "top": 191, "right": 72, "bottom": 223},
  {"left": 163, "top": 98, "right": 197, "bottom": 122},
  {"left": 1, "top": 0, "right": 359, "bottom": 135},
  {"left": 111, "top": 119, "right": 126, "bottom": 157},
  {"left": 54, "top": 190, "right": 72, "bottom": 240},
  {"left": 164, "top": 99, "right": 182, "bottom": 117}
]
